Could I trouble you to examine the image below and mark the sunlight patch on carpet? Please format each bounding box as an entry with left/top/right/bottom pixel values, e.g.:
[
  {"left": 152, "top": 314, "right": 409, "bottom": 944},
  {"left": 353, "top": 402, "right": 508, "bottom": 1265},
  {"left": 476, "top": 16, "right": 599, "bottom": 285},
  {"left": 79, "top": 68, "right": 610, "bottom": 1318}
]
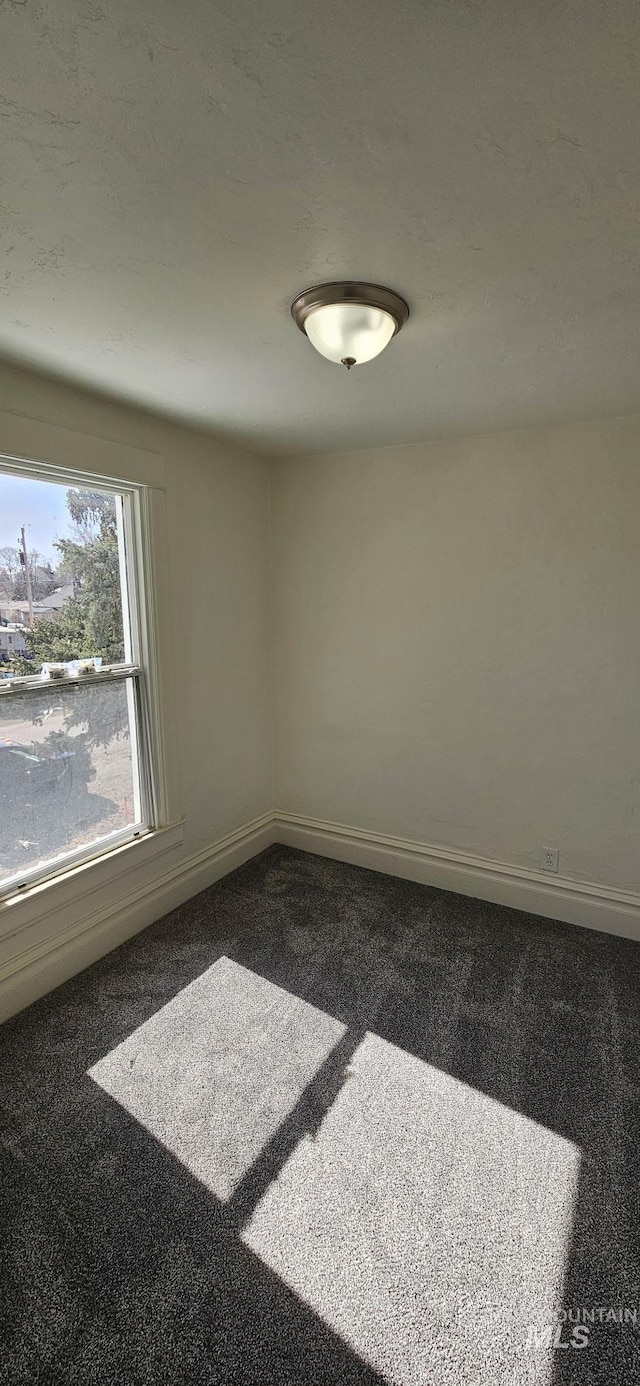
[
  {"left": 241, "top": 1030, "right": 581, "bottom": 1386},
  {"left": 88, "top": 956, "right": 345, "bottom": 1200}
]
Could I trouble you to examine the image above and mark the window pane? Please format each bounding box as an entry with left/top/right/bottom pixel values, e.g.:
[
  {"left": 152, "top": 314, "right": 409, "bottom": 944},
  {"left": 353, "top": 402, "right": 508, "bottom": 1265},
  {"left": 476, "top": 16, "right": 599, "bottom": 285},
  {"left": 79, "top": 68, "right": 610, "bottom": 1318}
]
[
  {"left": 0, "top": 471, "right": 130, "bottom": 674},
  {"left": 0, "top": 678, "right": 140, "bottom": 888}
]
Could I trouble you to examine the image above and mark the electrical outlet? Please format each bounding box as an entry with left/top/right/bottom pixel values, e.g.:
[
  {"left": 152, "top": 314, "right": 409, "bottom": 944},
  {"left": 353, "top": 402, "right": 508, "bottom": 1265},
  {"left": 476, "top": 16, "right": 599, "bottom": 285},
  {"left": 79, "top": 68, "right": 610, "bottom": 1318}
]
[{"left": 541, "top": 846, "right": 559, "bottom": 873}]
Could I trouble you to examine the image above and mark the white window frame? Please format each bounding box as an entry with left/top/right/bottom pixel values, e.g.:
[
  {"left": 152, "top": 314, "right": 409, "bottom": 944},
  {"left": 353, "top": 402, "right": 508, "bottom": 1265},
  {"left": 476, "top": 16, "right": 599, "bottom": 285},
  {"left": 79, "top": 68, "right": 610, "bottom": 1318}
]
[{"left": 0, "top": 452, "right": 169, "bottom": 900}]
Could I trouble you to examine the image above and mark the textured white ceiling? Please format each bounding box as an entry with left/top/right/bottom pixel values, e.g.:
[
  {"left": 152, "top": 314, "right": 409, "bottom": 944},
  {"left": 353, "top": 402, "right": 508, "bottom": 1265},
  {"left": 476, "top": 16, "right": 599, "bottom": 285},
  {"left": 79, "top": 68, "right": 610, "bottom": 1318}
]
[{"left": 2, "top": 0, "right": 640, "bottom": 455}]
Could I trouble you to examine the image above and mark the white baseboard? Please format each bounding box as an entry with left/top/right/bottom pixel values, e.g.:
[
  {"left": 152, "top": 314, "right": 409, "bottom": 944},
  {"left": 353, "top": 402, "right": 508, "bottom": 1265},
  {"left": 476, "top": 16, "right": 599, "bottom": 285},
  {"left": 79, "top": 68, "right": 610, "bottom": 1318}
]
[
  {"left": 4, "top": 808, "right": 639, "bottom": 1023},
  {"left": 0, "top": 813, "right": 276, "bottom": 1023},
  {"left": 273, "top": 811, "right": 640, "bottom": 943}
]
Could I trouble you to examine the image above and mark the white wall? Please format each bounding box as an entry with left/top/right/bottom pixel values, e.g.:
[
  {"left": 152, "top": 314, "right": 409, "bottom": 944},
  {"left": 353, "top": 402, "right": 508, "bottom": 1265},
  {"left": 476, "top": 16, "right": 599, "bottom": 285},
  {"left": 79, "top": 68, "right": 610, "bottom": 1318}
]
[
  {"left": 0, "top": 364, "right": 273, "bottom": 1016},
  {"left": 271, "top": 415, "right": 640, "bottom": 893},
  {"left": 3, "top": 372, "right": 640, "bottom": 1016}
]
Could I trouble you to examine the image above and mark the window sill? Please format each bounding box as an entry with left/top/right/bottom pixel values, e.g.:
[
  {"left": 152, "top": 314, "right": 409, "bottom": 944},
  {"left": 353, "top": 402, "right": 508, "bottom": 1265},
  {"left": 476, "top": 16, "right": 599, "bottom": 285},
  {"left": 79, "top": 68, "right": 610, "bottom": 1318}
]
[{"left": 0, "top": 820, "right": 184, "bottom": 943}]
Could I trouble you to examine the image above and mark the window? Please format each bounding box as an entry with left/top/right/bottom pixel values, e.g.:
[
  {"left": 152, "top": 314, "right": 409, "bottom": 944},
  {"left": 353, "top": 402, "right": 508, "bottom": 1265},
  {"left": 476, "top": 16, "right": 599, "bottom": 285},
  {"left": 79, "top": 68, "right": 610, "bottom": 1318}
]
[{"left": 0, "top": 457, "right": 158, "bottom": 896}]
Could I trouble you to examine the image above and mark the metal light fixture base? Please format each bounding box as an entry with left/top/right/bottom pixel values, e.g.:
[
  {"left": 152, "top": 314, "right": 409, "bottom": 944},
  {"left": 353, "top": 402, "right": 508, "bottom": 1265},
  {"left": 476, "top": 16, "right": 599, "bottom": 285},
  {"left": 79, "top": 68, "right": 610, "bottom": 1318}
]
[{"left": 291, "top": 281, "right": 409, "bottom": 337}]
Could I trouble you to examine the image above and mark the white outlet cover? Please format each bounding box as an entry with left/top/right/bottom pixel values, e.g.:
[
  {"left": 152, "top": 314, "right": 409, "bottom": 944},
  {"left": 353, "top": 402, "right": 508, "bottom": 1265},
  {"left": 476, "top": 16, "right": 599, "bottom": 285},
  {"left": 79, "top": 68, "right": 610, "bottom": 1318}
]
[{"left": 541, "top": 847, "right": 559, "bottom": 873}]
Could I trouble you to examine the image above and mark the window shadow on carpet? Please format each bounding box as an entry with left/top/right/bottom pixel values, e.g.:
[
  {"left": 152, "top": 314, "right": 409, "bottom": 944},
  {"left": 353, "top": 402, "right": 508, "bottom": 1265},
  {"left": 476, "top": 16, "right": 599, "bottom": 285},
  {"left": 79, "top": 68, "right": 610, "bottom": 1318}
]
[
  {"left": 1, "top": 1080, "right": 388, "bottom": 1384},
  {"left": 2, "top": 844, "right": 639, "bottom": 1383}
]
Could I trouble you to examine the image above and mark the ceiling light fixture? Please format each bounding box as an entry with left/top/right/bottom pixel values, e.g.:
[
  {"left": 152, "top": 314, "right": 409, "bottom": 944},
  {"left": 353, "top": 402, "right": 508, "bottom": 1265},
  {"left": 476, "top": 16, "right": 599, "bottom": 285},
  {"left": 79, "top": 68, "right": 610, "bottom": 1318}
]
[{"left": 291, "top": 281, "right": 409, "bottom": 370}]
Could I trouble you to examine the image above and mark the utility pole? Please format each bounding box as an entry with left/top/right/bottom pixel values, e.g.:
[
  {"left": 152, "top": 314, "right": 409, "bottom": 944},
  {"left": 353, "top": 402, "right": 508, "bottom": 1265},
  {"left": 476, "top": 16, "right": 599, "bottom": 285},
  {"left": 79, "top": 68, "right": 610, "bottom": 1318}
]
[{"left": 19, "top": 526, "right": 34, "bottom": 628}]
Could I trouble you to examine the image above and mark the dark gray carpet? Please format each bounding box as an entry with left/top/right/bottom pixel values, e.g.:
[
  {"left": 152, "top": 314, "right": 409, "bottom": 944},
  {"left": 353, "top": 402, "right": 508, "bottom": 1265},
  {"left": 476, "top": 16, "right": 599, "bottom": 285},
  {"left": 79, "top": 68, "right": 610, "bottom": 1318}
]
[{"left": 1, "top": 844, "right": 639, "bottom": 1385}]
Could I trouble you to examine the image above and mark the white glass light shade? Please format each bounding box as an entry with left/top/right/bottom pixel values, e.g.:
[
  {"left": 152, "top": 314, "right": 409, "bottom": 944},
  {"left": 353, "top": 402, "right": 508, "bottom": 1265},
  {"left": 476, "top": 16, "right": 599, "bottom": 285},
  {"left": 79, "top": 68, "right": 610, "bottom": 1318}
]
[{"left": 304, "top": 301, "right": 396, "bottom": 366}]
